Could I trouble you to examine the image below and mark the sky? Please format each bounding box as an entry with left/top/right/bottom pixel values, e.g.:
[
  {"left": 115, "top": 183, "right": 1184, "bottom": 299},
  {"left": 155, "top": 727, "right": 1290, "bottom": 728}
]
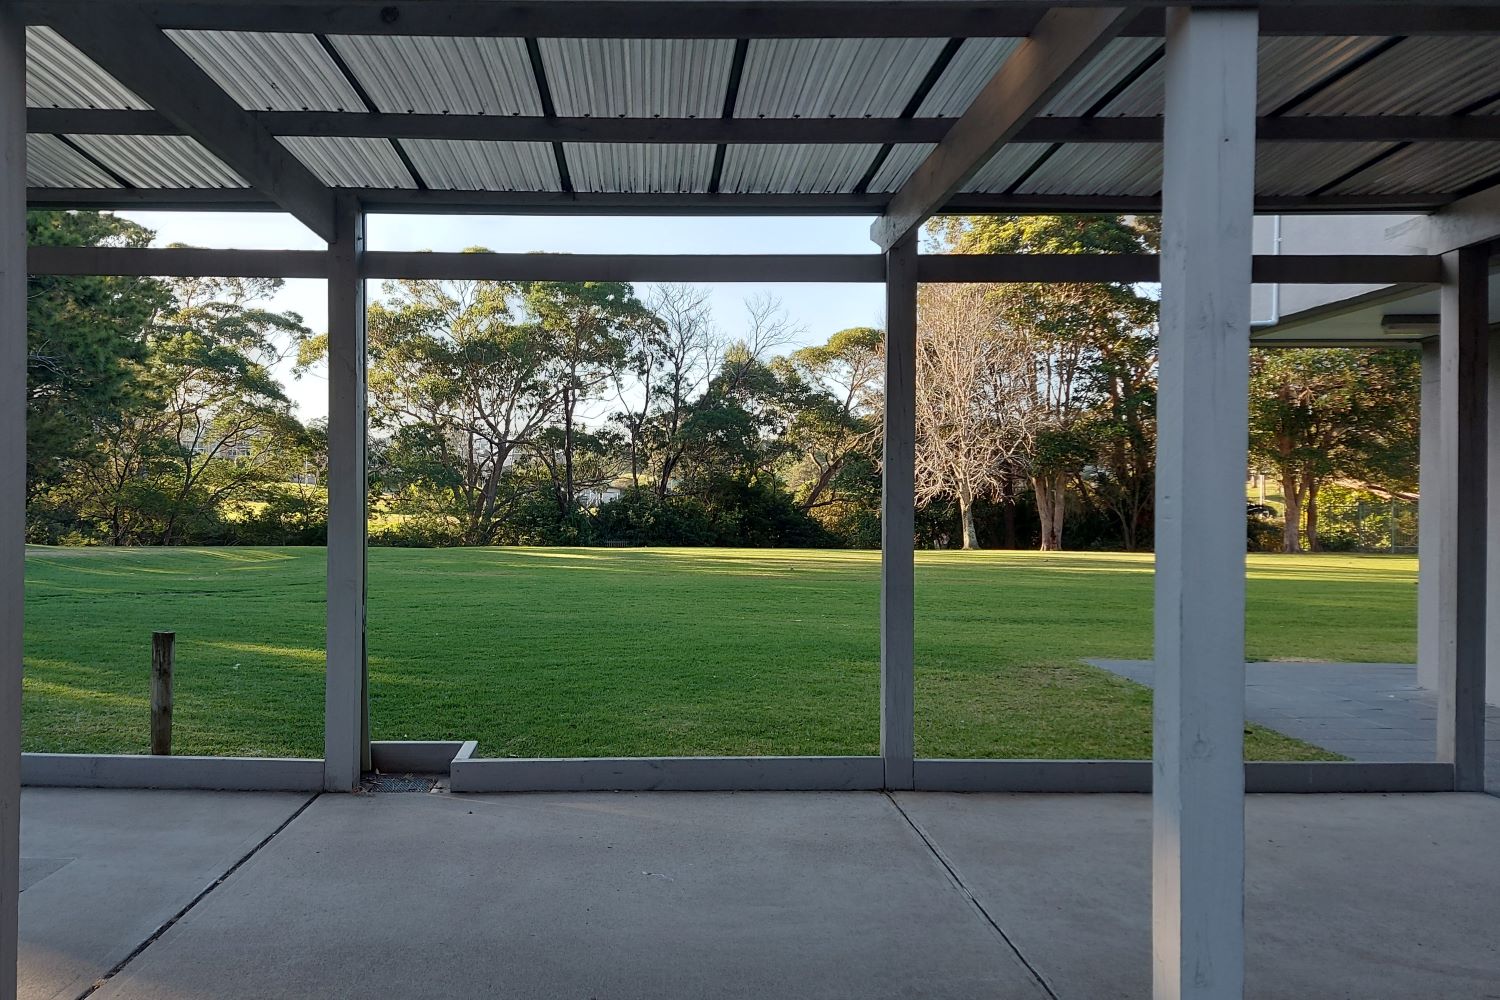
[{"left": 118, "top": 211, "right": 889, "bottom": 422}]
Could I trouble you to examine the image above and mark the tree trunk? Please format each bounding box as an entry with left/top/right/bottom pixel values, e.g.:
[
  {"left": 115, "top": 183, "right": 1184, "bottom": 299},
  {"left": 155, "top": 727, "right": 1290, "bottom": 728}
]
[
  {"left": 1279, "top": 464, "right": 1301, "bottom": 553},
  {"left": 1304, "top": 475, "right": 1321, "bottom": 552},
  {"left": 1034, "top": 474, "right": 1065, "bottom": 551},
  {"left": 958, "top": 493, "right": 979, "bottom": 550}
]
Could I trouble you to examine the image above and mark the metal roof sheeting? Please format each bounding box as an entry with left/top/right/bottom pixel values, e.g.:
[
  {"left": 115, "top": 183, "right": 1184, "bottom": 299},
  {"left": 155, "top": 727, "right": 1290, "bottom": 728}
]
[
  {"left": 402, "top": 139, "right": 560, "bottom": 191},
  {"left": 961, "top": 144, "right": 1050, "bottom": 193},
  {"left": 1255, "top": 142, "right": 1394, "bottom": 196},
  {"left": 330, "top": 35, "right": 543, "bottom": 116},
  {"left": 542, "top": 39, "right": 733, "bottom": 118},
  {"left": 916, "top": 38, "right": 1020, "bottom": 118},
  {"left": 278, "top": 136, "right": 416, "bottom": 188},
  {"left": 1328, "top": 142, "right": 1500, "bottom": 196},
  {"left": 26, "top": 134, "right": 121, "bottom": 187},
  {"left": 1014, "top": 143, "right": 1161, "bottom": 196},
  {"left": 1041, "top": 38, "right": 1160, "bottom": 117},
  {"left": 26, "top": 26, "right": 147, "bottom": 109},
  {"left": 167, "top": 30, "right": 362, "bottom": 111},
  {"left": 867, "top": 143, "right": 933, "bottom": 192},
  {"left": 736, "top": 39, "right": 945, "bottom": 118},
  {"left": 1292, "top": 38, "right": 1500, "bottom": 116},
  {"left": 66, "top": 134, "right": 246, "bottom": 188},
  {"left": 1101, "top": 37, "right": 1390, "bottom": 117},
  {"left": 564, "top": 143, "right": 715, "bottom": 193},
  {"left": 719, "top": 144, "right": 878, "bottom": 193}
]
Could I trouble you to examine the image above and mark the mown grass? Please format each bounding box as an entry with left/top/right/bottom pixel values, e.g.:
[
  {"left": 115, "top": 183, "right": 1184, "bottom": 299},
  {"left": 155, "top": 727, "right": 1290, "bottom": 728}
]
[{"left": 22, "top": 546, "right": 1416, "bottom": 760}]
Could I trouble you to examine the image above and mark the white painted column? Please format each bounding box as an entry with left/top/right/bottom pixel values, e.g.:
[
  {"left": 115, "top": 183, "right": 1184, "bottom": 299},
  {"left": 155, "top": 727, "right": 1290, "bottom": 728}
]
[
  {"left": 325, "top": 196, "right": 368, "bottom": 790},
  {"left": 0, "top": 10, "right": 23, "bottom": 999},
  {"left": 1437, "top": 244, "right": 1488, "bottom": 791},
  {"left": 1417, "top": 339, "right": 1442, "bottom": 690},
  {"left": 1489, "top": 327, "right": 1500, "bottom": 710},
  {"left": 881, "top": 231, "right": 916, "bottom": 790},
  {"left": 1154, "top": 8, "right": 1257, "bottom": 1000}
]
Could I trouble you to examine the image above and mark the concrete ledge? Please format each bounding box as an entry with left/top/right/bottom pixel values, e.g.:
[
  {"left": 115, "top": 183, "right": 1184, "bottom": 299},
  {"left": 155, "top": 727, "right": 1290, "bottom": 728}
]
[
  {"left": 914, "top": 759, "right": 1458, "bottom": 793},
  {"left": 915, "top": 759, "right": 1152, "bottom": 792},
  {"left": 450, "top": 756, "right": 885, "bottom": 793},
  {"left": 1244, "top": 761, "right": 1456, "bottom": 793},
  {"left": 370, "top": 740, "right": 471, "bottom": 774},
  {"left": 21, "top": 753, "right": 324, "bottom": 791}
]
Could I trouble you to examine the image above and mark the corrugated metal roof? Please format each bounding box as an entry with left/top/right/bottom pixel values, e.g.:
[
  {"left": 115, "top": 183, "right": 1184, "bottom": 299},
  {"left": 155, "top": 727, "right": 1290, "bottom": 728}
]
[
  {"left": 960, "top": 144, "right": 1050, "bottom": 193},
  {"left": 329, "top": 35, "right": 542, "bottom": 116},
  {"left": 1041, "top": 38, "right": 1160, "bottom": 116},
  {"left": 1101, "top": 37, "right": 1390, "bottom": 117},
  {"left": 167, "top": 30, "right": 361, "bottom": 111},
  {"left": 66, "top": 134, "right": 247, "bottom": 188},
  {"left": 736, "top": 39, "right": 945, "bottom": 118},
  {"left": 564, "top": 143, "right": 715, "bottom": 193},
  {"left": 26, "top": 26, "right": 147, "bottom": 109},
  {"left": 402, "top": 139, "right": 560, "bottom": 191},
  {"left": 868, "top": 143, "right": 933, "bottom": 192},
  {"left": 542, "top": 39, "right": 732, "bottom": 118},
  {"left": 1293, "top": 37, "right": 1500, "bottom": 116},
  {"left": 1254, "top": 142, "right": 1394, "bottom": 196},
  {"left": 916, "top": 38, "right": 1020, "bottom": 118},
  {"left": 278, "top": 136, "right": 415, "bottom": 188},
  {"left": 1014, "top": 143, "right": 1160, "bottom": 196},
  {"left": 719, "top": 144, "right": 878, "bottom": 193},
  {"left": 1327, "top": 142, "right": 1500, "bottom": 196},
  {"left": 26, "top": 133, "right": 121, "bottom": 187}
]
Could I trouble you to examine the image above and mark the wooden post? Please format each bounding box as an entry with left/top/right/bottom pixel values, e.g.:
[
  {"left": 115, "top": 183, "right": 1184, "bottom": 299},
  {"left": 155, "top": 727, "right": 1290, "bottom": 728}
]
[
  {"left": 151, "top": 631, "right": 174, "bottom": 755},
  {"left": 1154, "top": 8, "right": 1257, "bottom": 999},
  {"left": 881, "top": 230, "right": 917, "bottom": 791},
  {"left": 1418, "top": 338, "right": 1442, "bottom": 687}
]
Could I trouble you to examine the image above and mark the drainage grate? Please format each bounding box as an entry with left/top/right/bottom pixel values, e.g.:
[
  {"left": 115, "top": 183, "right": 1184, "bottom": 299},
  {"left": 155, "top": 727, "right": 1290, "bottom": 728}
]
[{"left": 363, "top": 772, "right": 440, "bottom": 793}]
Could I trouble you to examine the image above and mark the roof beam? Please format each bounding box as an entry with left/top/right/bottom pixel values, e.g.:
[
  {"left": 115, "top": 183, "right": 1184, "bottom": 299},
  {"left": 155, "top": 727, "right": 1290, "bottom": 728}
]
[
  {"left": 25, "top": 186, "right": 1457, "bottom": 216},
  {"left": 32, "top": 109, "right": 1500, "bottom": 146},
  {"left": 40, "top": 5, "right": 338, "bottom": 240},
  {"left": 872, "top": 6, "right": 1134, "bottom": 249},
  {"left": 17, "top": 2, "right": 1500, "bottom": 38},
  {"left": 27, "top": 245, "right": 330, "bottom": 278}
]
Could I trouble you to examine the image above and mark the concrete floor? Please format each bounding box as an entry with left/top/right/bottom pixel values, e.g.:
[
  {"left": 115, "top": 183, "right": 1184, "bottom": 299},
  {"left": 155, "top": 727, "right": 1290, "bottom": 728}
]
[{"left": 18, "top": 788, "right": 1500, "bottom": 1000}]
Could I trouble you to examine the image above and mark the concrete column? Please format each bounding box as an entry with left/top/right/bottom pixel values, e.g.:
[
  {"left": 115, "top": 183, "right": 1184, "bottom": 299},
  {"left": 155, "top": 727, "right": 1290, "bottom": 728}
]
[
  {"left": 1154, "top": 8, "right": 1257, "bottom": 1000},
  {"left": 1490, "top": 327, "right": 1500, "bottom": 709},
  {"left": 325, "top": 196, "right": 368, "bottom": 791},
  {"left": 1437, "top": 244, "right": 1488, "bottom": 791},
  {"left": 0, "top": 10, "right": 22, "bottom": 999},
  {"left": 881, "top": 231, "right": 916, "bottom": 791},
  {"left": 1417, "top": 340, "right": 1441, "bottom": 690}
]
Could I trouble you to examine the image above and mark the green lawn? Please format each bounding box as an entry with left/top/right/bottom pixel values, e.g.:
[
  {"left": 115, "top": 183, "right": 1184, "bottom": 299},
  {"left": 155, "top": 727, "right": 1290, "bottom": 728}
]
[{"left": 21, "top": 546, "right": 1417, "bottom": 761}]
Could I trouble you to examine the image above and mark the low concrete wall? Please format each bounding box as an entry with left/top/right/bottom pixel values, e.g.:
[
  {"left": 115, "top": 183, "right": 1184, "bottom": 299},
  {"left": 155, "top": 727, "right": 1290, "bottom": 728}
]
[
  {"left": 369, "top": 740, "right": 473, "bottom": 774},
  {"left": 21, "top": 753, "right": 323, "bottom": 791},
  {"left": 450, "top": 755, "right": 885, "bottom": 793}
]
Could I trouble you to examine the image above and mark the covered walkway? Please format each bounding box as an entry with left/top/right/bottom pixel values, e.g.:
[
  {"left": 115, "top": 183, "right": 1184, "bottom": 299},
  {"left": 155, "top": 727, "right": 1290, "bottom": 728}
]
[{"left": 18, "top": 787, "right": 1500, "bottom": 1000}]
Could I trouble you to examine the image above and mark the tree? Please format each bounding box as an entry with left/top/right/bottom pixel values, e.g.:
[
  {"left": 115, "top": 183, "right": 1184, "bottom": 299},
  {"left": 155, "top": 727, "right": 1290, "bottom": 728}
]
[
  {"left": 777, "top": 325, "right": 882, "bottom": 513},
  {"left": 930, "top": 214, "right": 1159, "bottom": 550},
  {"left": 1249, "top": 348, "right": 1419, "bottom": 552},
  {"left": 913, "top": 283, "right": 1037, "bottom": 549},
  {"left": 25, "top": 211, "right": 170, "bottom": 498}
]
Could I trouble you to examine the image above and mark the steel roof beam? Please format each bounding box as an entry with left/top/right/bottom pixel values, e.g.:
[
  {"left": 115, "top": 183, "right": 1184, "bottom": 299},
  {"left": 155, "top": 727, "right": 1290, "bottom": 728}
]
[
  {"left": 872, "top": 5, "right": 1134, "bottom": 249},
  {"left": 40, "top": 5, "right": 339, "bottom": 240}
]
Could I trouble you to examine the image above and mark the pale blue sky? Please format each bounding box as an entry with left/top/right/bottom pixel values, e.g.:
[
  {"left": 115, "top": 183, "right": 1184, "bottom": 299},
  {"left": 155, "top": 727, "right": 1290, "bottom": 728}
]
[{"left": 119, "top": 211, "right": 888, "bottom": 421}]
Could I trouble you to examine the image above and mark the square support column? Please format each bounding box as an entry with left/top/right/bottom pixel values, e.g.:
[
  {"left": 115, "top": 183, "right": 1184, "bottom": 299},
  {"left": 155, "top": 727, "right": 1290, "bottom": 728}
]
[
  {"left": 881, "top": 231, "right": 917, "bottom": 791},
  {"left": 1490, "top": 325, "right": 1500, "bottom": 710},
  {"left": 325, "top": 196, "right": 368, "bottom": 791},
  {"left": 0, "top": 9, "right": 24, "bottom": 999},
  {"left": 1437, "top": 243, "right": 1488, "bottom": 790},
  {"left": 1417, "top": 339, "right": 1442, "bottom": 690},
  {"left": 1154, "top": 8, "right": 1257, "bottom": 999}
]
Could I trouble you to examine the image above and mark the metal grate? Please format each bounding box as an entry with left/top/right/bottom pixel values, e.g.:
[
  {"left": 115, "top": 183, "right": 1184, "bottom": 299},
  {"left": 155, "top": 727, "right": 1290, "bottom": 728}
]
[{"left": 363, "top": 772, "right": 439, "bottom": 793}]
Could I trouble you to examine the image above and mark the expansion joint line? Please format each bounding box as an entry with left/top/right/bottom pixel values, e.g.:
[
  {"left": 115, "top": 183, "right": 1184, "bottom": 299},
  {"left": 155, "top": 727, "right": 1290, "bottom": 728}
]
[
  {"left": 883, "top": 791, "right": 1060, "bottom": 1000},
  {"left": 75, "top": 792, "right": 323, "bottom": 1000}
]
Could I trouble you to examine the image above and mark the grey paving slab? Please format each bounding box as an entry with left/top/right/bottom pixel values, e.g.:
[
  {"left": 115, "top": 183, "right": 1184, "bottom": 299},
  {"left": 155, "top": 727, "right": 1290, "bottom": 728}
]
[
  {"left": 18, "top": 788, "right": 314, "bottom": 1000},
  {"left": 90, "top": 791, "right": 1050, "bottom": 1000},
  {"left": 897, "top": 791, "right": 1500, "bottom": 1000},
  {"left": 1090, "top": 659, "right": 1500, "bottom": 792}
]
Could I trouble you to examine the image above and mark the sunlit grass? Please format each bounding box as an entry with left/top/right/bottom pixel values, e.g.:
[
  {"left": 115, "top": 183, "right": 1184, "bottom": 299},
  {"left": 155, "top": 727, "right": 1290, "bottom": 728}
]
[{"left": 23, "top": 546, "right": 1414, "bottom": 760}]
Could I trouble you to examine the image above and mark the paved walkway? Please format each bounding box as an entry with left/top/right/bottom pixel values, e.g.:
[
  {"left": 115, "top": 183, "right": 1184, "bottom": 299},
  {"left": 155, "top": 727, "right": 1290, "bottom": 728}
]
[
  {"left": 1091, "top": 659, "right": 1500, "bottom": 789},
  {"left": 18, "top": 787, "right": 1500, "bottom": 999}
]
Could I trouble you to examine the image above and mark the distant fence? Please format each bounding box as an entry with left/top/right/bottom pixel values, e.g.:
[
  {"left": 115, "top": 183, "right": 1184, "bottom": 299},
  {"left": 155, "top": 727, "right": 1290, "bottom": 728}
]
[{"left": 1315, "top": 491, "right": 1418, "bottom": 554}]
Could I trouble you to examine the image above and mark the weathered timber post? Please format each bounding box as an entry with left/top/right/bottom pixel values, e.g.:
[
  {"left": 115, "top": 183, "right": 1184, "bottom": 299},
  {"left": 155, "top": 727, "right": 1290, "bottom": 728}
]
[{"left": 151, "top": 631, "right": 174, "bottom": 755}]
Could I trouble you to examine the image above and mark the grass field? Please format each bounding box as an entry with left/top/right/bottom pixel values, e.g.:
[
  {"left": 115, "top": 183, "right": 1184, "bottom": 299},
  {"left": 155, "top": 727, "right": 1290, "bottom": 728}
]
[{"left": 22, "top": 546, "right": 1418, "bottom": 761}]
